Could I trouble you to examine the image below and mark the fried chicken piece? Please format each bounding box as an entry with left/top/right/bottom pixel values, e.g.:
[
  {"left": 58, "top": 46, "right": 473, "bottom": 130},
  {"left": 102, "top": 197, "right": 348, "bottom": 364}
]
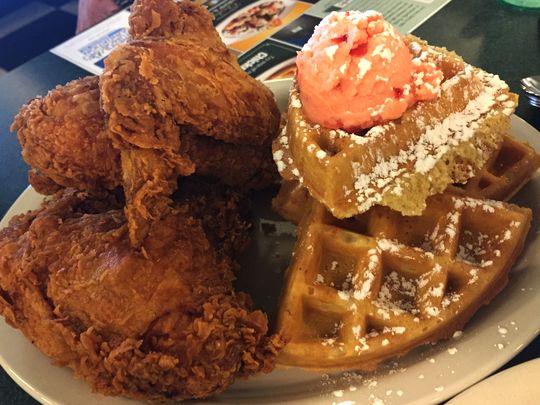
[
  {"left": 103, "top": 10, "right": 279, "bottom": 146},
  {"left": 122, "top": 0, "right": 280, "bottom": 145},
  {"left": 180, "top": 133, "right": 278, "bottom": 190},
  {"left": 0, "top": 189, "right": 282, "bottom": 401},
  {"left": 10, "top": 0, "right": 280, "bottom": 247},
  {"left": 11, "top": 75, "right": 278, "bottom": 195},
  {"left": 174, "top": 177, "right": 253, "bottom": 258},
  {"left": 100, "top": 0, "right": 280, "bottom": 246},
  {"left": 129, "top": 0, "right": 227, "bottom": 51},
  {"left": 11, "top": 77, "right": 121, "bottom": 194}
]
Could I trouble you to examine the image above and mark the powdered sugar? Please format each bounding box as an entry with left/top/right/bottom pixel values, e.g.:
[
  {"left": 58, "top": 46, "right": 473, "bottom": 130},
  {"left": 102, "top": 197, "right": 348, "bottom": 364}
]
[
  {"left": 347, "top": 66, "right": 511, "bottom": 212},
  {"left": 357, "top": 59, "right": 372, "bottom": 80},
  {"left": 354, "top": 249, "right": 380, "bottom": 300},
  {"left": 325, "top": 45, "right": 339, "bottom": 60},
  {"left": 290, "top": 96, "right": 302, "bottom": 109}
]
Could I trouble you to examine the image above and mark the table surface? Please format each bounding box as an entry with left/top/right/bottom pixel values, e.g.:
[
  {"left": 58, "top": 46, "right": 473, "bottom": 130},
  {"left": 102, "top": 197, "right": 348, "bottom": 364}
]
[{"left": 0, "top": 0, "right": 539, "bottom": 403}]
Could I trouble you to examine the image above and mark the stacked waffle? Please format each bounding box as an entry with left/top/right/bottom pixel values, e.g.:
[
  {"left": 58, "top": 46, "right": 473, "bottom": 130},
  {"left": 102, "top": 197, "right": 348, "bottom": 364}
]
[
  {"left": 272, "top": 11, "right": 539, "bottom": 371},
  {"left": 274, "top": 36, "right": 519, "bottom": 217}
]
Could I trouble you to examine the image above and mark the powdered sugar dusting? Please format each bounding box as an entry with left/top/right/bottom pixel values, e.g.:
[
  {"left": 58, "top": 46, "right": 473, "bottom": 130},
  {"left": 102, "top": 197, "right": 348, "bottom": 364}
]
[
  {"left": 351, "top": 66, "right": 510, "bottom": 213},
  {"left": 353, "top": 248, "right": 380, "bottom": 300},
  {"left": 275, "top": 65, "right": 505, "bottom": 214}
]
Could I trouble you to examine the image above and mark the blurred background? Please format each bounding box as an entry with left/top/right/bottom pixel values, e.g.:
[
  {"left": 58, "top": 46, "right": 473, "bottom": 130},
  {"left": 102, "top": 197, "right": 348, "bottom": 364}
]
[
  {"left": 1, "top": 1, "right": 536, "bottom": 80},
  {"left": 0, "top": 0, "right": 79, "bottom": 77}
]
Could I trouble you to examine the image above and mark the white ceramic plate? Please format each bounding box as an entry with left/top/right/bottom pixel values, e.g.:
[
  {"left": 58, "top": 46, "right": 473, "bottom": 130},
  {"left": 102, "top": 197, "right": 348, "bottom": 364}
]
[
  {"left": 1, "top": 79, "right": 539, "bottom": 405},
  {"left": 447, "top": 358, "right": 540, "bottom": 405}
]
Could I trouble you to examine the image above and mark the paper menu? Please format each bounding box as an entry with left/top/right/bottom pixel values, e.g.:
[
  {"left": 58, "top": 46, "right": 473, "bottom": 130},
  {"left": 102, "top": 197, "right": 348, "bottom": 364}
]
[
  {"left": 51, "top": 0, "right": 451, "bottom": 78},
  {"left": 52, "top": 10, "right": 130, "bottom": 75}
]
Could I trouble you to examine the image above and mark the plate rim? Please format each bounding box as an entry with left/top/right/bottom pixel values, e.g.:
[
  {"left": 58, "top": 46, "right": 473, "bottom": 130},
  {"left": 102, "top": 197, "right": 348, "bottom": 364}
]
[{"left": 447, "top": 357, "right": 540, "bottom": 404}]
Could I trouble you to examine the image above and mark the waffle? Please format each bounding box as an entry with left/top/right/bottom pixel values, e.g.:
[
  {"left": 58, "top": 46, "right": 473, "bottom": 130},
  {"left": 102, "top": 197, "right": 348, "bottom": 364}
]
[
  {"left": 273, "top": 134, "right": 539, "bottom": 224},
  {"left": 273, "top": 36, "right": 518, "bottom": 218},
  {"left": 272, "top": 179, "right": 310, "bottom": 224},
  {"left": 448, "top": 134, "right": 540, "bottom": 201},
  {"left": 275, "top": 192, "right": 531, "bottom": 371}
]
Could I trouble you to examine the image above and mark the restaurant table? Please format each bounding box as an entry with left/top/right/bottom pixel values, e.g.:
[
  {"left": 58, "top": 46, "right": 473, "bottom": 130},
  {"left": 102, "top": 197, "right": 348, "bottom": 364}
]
[{"left": 0, "top": 0, "right": 539, "bottom": 403}]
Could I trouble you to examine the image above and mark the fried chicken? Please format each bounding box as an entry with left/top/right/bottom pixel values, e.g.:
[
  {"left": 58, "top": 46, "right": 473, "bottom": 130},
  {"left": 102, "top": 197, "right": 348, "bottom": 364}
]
[
  {"left": 10, "top": 0, "right": 280, "bottom": 245},
  {"left": 100, "top": 0, "right": 280, "bottom": 246},
  {"left": 11, "top": 75, "right": 278, "bottom": 196},
  {"left": 0, "top": 188, "right": 282, "bottom": 401},
  {"left": 2, "top": 1, "right": 284, "bottom": 400},
  {"left": 11, "top": 77, "right": 121, "bottom": 195},
  {"left": 113, "top": 0, "right": 279, "bottom": 146}
]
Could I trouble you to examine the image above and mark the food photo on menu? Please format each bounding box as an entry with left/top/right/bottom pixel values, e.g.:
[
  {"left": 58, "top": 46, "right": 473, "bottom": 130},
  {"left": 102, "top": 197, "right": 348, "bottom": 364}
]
[{"left": 0, "top": 0, "right": 539, "bottom": 404}]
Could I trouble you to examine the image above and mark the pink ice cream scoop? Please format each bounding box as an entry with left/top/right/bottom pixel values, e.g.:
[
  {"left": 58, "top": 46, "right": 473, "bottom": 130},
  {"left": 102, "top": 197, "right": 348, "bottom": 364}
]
[{"left": 296, "top": 11, "right": 443, "bottom": 131}]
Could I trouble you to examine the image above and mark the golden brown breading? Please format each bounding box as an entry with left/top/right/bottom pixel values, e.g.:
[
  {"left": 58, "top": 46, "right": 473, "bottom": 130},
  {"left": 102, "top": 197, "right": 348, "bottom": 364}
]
[
  {"left": 100, "top": 0, "right": 280, "bottom": 246},
  {"left": 10, "top": 77, "right": 121, "bottom": 194},
  {"left": 129, "top": 0, "right": 227, "bottom": 51},
  {"left": 0, "top": 189, "right": 282, "bottom": 401},
  {"left": 11, "top": 74, "right": 277, "bottom": 196},
  {"left": 101, "top": 39, "right": 279, "bottom": 147},
  {"left": 180, "top": 133, "right": 278, "bottom": 190},
  {"left": 11, "top": 0, "right": 280, "bottom": 248}
]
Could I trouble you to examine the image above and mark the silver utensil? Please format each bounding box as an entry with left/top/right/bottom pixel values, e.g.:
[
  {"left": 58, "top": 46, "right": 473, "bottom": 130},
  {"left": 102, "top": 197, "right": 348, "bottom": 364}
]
[{"left": 521, "top": 75, "right": 540, "bottom": 108}]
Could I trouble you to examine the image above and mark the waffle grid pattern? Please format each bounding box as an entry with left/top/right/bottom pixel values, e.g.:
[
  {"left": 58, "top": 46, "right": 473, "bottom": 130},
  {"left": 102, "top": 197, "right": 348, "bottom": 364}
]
[
  {"left": 276, "top": 193, "right": 531, "bottom": 370},
  {"left": 449, "top": 134, "right": 540, "bottom": 200}
]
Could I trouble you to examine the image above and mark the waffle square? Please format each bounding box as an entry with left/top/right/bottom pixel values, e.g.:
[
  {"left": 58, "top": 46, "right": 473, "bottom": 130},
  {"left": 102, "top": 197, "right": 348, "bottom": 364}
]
[
  {"left": 273, "top": 133, "right": 539, "bottom": 225},
  {"left": 449, "top": 134, "right": 540, "bottom": 200},
  {"left": 276, "top": 193, "right": 531, "bottom": 371}
]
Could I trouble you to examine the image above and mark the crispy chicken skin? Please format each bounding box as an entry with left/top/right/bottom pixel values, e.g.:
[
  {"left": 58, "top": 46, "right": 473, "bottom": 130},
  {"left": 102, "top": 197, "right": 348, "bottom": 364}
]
[
  {"left": 11, "top": 75, "right": 278, "bottom": 196},
  {"left": 129, "top": 0, "right": 228, "bottom": 51},
  {"left": 0, "top": 188, "right": 282, "bottom": 401},
  {"left": 107, "top": 0, "right": 279, "bottom": 146},
  {"left": 2, "top": 1, "right": 283, "bottom": 400},
  {"left": 100, "top": 0, "right": 280, "bottom": 245},
  {"left": 11, "top": 0, "right": 280, "bottom": 246},
  {"left": 10, "top": 77, "right": 121, "bottom": 194}
]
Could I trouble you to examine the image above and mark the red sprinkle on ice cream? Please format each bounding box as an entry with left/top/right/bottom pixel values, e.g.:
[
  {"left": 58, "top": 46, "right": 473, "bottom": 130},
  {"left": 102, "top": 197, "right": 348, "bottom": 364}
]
[{"left": 296, "top": 11, "right": 443, "bottom": 131}]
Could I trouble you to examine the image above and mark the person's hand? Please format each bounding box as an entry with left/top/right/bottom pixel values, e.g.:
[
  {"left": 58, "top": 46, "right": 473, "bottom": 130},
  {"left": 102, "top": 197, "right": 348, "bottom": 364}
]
[{"left": 76, "top": 0, "right": 120, "bottom": 33}]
